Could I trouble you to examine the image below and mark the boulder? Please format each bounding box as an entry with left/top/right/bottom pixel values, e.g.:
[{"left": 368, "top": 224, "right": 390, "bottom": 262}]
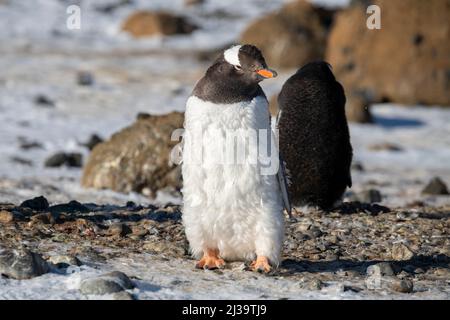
[
  {"left": 326, "top": 0, "right": 450, "bottom": 107},
  {"left": 0, "top": 247, "right": 49, "bottom": 279},
  {"left": 81, "top": 112, "right": 184, "bottom": 197},
  {"left": 122, "top": 11, "right": 197, "bottom": 38},
  {"left": 240, "top": 0, "right": 334, "bottom": 69}
]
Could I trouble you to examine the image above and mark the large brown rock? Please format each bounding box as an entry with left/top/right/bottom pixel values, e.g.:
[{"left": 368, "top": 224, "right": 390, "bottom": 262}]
[
  {"left": 326, "top": 0, "right": 450, "bottom": 107},
  {"left": 81, "top": 112, "right": 184, "bottom": 197},
  {"left": 122, "top": 11, "right": 197, "bottom": 38},
  {"left": 240, "top": 0, "right": 334, "bottom": 69}
]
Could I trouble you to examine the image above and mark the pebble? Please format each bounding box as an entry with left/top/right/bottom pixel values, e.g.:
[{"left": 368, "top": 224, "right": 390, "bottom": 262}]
[
  {"left": 80, "top": 134, "right": 103, "bottom": 150},
  {"left": 45, "top": 152, "right": 83, "bottom": 168},
  {"left": 108, "top": 223, "right": 132, "bottom": 237},
  {"left": 0, "top": 247, "right": 49, "bottom": 279},
  {"left": 391, "top": 243, "right": 415, "bottom": 261},
  {"left": 34, "top": 94, "right": 55, "bottom": 107},
  {"left": 300, "top": 279, "right": 323, "bottom": 291},
  {"left": 77, "top": 71, "right": 94, "bottom": 86},
  {"left": 0, "top": 210, "right": 14, "bottom": 223}
]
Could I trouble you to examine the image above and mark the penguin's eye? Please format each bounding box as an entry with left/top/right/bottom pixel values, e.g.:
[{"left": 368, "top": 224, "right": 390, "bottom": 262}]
[{"left": 234, "top": 65, "right": 243, "bottom": 72}]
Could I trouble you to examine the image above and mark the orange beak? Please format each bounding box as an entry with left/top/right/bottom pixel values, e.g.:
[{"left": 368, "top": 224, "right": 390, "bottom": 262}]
[{"left": 257, "top": 68, "right": 278, "bottom": 79}]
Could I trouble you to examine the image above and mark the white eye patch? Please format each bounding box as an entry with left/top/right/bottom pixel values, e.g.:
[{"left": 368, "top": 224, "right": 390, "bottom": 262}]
[{"left": 223, "top": 45, "right": 242, "bottom": 67}]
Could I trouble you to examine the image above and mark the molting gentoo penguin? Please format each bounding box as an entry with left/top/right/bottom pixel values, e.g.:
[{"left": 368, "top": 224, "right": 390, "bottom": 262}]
[
  {"left": 182, "top": 44, "right": 287, "bottom": 273},
  {"left": 277, "top": 61, "right": 353, "bottom": 210}
]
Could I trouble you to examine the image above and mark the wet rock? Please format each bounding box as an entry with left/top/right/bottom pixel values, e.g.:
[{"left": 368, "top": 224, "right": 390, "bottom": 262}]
[
  {"left": 80, "top": 271, "right": 134, "bottom": 295},
  {"left": 77, "top": 71, "right": 94, "bottom": 86},
  {"left": 44, "top": 152, "right": 83, "bottom": 168},
  {"left": 34, "top": 94, "right": 55, "bottom": 107},
  {"left": 0, "top": 210, "right": 14, "bottom": 224},
  {"left": 48, "top": 255, "right": 82, "bottom": 268},
  {"left": 122, "top": 11, "right": 197, "bottom": 38},
  {"left": 359, "top": 189, "right": 382, "bottom": 203},
  {"left": 421, "top": 177, "right": 449, "bottom": 195},
  {"left": 240, "top": 0, "right": 332, "bottom": 69},
  {"left": 80, "top": 134, "right": 103, "bottom": 151},
  {"left": 82, "top": 112, "right": 183, "bottom": 196},
  {"left": 391, "top": 243, "right": 414, "bottom": 261},
  {"left": 20, "top": 196, "right": 49, "bottom": 211},
  {"left": 326, "top": 0, "right": 450, "bottom": 107},
  {"left": 0, "top": 247, "right": 49, "bottom": 279}
]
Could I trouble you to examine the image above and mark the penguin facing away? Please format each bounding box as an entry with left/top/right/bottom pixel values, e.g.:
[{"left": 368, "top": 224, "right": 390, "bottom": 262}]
[
  {"left": 277, "top": 61, "right": 353, "bottom": 210},
  {"left": 182, "top": 44, "right": 285, "bottom": 273}
]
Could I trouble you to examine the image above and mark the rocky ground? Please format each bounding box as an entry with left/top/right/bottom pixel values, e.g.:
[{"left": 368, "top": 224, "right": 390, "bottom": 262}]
[{"left": 0, "top": 196, "right": 448, "bottom": 299}]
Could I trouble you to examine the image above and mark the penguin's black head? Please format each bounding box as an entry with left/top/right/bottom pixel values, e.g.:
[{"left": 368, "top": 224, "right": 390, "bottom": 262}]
[
  {"left": 296, "top": 61, "right": 336, "bottom": 82},
  {"left": 211, "top": 44, "right": 277, "bottom": 85},
  {"left": 193, "top": 44, "right": 276, "bottom": 104}
]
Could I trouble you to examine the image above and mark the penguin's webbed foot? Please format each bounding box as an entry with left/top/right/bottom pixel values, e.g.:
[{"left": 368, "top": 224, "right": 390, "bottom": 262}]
[
  {"left": 250, "top": 256, "right": 272, "bottom": 273},
  {"left": 195, "top": 249, "right": 225, "bottom": 270}
]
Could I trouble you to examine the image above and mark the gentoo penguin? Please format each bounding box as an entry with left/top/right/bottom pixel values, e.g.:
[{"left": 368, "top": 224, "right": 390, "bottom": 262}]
[
  {"left": 277, "top": 61, "right": 352, "bottom": 210},
  {"left": 182, "top": 44, "right": 285, "bottom": 272}
]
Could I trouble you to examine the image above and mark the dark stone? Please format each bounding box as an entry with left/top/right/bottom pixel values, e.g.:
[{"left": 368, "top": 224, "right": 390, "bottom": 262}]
[
  {"left": 44, "top": 152, "right": 83, "bottom": 168},
  {"left": 77, "top": 71, "right": 94, "bottom": 86},
  {"left": 80, "top": 134, "right": 103, "bottom": 151},
  {"left": 49, "top": 200, "right": 89, "bottom": 214},
  {"left": 422, "top": 177, "right": 449, "bottom": 195},
  {"left": 18, "top": 137, "right": 43, "bottom": 150},
  {"left": 412, "top": 33, "right": 424, "bottom": 46},
  {"left": 34, "top": 94, "right": 55, "bottom": 107},
  {"left": 20, "top": 196, "right": 49, "bottom": 211},
  {"left": 10, "top": 156, "right": 33, "bottom": 166}
]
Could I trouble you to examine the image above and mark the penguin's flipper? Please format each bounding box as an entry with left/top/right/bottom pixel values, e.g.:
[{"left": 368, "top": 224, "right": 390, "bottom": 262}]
[
  {"left": 347, "top": 172, "right": 352, "bottom": 188},
  {"left": 278, "top": 156, "right": 292, "bottom": 219}
]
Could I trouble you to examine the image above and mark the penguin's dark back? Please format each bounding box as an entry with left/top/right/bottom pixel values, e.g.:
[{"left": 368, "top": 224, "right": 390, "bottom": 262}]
[{"left": 278, "top": 61, "right": 352, "bottom": 209}]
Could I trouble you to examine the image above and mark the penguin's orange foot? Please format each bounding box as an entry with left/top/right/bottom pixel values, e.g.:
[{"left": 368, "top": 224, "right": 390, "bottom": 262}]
[
  {"left": 250, "top": 256, "right": 272, "bottom": 273},
  {"left": 195, "top": 249, "right": 225, "bottom": 270}
]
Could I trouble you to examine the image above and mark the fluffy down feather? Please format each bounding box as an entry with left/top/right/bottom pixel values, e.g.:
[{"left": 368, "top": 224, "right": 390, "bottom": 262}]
[{"left": 182, "top": 95, "right": 284, "bottom": 265}]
